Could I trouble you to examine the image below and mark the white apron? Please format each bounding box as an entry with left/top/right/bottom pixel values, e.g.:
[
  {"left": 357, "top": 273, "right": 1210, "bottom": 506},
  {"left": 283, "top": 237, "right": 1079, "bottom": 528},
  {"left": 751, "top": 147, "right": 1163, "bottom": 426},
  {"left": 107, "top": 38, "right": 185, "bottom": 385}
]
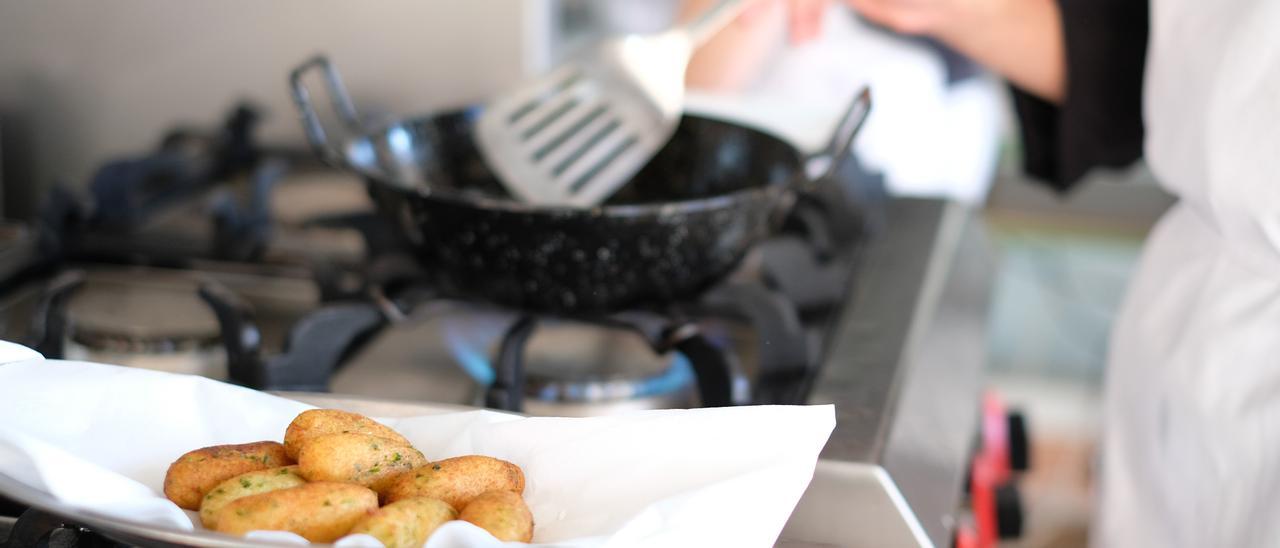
[{"left": 1097, "top": 0, "right": 1280, "bottom": 545}]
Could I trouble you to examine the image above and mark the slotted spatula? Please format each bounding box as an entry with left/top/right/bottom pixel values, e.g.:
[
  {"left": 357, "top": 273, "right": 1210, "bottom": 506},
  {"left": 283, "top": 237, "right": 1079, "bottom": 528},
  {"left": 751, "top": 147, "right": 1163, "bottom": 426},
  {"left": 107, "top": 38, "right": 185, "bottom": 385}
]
[{"left": 476, "top": 0, "right": 750, "bottom": 207}]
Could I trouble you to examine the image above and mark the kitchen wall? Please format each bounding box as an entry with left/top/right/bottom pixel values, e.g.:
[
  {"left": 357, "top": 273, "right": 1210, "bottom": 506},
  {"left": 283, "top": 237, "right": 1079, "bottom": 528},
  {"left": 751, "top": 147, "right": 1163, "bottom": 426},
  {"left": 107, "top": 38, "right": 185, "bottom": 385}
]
[{"left": 0, "top": 0, "right": 554, "bottom": 218}]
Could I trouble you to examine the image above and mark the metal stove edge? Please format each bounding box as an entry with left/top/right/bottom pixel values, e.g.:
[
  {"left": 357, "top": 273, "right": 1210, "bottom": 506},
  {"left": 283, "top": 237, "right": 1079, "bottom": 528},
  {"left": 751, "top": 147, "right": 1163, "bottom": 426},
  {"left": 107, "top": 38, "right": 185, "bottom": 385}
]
[{"left": 801, "top": 197, "right": 993, "bottom": 547}]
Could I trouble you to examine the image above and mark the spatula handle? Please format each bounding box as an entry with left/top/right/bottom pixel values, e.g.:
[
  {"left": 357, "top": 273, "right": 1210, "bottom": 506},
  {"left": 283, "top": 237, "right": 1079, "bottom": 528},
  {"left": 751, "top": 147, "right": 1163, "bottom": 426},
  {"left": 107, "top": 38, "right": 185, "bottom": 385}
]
[{"left": 683, "top": 0, "right": 752, "bottom": 46}]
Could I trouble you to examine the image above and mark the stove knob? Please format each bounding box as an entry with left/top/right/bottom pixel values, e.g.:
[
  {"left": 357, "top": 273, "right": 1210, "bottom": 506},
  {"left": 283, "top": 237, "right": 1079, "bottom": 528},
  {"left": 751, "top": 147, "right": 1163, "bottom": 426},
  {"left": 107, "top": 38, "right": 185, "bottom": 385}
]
[
  {"left": 1007, "top": 411, "right": 1030, "bottom": 472},
  {"left": 995, "top": 481, "right": 1023, "bottom": 539},
  {"left": 953, "top": 521, "right": 979, "bottom": 548}
]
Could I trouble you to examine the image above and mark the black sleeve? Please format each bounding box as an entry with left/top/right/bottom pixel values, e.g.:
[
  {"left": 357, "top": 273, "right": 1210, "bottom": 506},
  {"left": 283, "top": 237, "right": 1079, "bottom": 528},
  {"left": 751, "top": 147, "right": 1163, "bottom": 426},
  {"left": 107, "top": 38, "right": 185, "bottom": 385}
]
[{"left": 1011, "top": 0, "right": 1149, "bottom": 191}]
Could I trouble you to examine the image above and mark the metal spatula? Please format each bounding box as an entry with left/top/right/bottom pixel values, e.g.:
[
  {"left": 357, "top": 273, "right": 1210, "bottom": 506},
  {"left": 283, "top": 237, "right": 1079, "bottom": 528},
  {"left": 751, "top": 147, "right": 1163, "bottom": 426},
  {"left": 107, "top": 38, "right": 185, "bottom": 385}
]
[{"left": 476, "top": 0, "right": 750, "bottom": 207}]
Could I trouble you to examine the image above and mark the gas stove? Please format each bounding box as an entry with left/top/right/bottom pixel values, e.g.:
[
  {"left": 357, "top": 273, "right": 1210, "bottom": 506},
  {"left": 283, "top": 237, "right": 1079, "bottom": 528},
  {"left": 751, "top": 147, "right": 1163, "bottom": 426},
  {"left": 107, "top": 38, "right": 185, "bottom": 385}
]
[
  {"left": 1, "top": 103, "right": 886, "bottom": 416},
  {"left": 3, "top": 177, "right": 866, "bottom": 415},
  {"left": 0, "top": 106, "right": 998, "bottom": 547}
]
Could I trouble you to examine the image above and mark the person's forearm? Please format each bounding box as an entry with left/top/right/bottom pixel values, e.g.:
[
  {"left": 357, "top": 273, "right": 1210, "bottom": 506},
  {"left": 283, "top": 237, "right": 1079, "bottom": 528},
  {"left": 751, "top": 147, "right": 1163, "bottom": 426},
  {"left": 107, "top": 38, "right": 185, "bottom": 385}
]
[
  {"left": 851, "top": 0, "right": 1066, "bottom": 103},
  {"left": 938, "top": 0, "right": 1065, "bottom": 103}
]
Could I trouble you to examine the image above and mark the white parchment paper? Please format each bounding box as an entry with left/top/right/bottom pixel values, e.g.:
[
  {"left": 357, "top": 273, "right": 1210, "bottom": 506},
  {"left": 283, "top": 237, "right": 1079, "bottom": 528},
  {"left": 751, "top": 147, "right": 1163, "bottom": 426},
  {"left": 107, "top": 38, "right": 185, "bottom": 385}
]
[{"left": 0, "top": 342, "right": 834, "bottom": 547}]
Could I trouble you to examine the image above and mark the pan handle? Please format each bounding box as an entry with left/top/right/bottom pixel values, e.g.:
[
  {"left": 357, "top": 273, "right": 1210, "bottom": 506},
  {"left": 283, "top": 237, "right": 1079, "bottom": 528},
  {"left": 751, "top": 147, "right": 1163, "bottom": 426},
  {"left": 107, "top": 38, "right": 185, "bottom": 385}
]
[
  {"left": 289, "top": 55, "right": 362, "bottom": 166},
  {"left": 813, "top": 86, "right": 872, "bottom": 182},
  {"left": 778, "top": 87, "right": 872, "bottom": 257}
]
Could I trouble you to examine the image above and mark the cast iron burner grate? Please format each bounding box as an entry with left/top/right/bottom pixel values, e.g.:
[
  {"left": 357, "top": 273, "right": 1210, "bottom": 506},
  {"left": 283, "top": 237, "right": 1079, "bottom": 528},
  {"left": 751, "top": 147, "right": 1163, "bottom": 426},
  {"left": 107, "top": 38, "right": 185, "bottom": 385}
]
[
  {"left": 0, "top": 507, "right": 123, "bottom": 548},
  {"left": 188, "top": 263, "right": 822, "bottom": 411}
]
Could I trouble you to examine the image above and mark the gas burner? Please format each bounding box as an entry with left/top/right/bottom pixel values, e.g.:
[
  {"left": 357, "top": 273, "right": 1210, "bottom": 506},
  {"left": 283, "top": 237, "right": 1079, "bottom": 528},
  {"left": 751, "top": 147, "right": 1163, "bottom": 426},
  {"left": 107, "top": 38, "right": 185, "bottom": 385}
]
[
  {"left": 17, "top": 264, "right": 324, "bottom": 386},
  {"left": 62, "top": 270, "right": 226, "bottom": 378},
  {"left": 433, "top": 308, "right": 701, "bottom": 416},
  {"left": 521, "top": 321, "right": 697, "bottom": 416},
  {"left": 478, "top": 312, "right": 739, "bottom": 413}
]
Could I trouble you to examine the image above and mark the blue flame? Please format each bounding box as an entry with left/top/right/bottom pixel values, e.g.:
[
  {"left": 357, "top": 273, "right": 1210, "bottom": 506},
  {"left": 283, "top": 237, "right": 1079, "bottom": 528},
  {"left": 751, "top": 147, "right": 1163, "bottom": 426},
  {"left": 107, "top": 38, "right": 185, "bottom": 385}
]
[
  {"left": 441, "top": 320, "right": 695, "bottom": 397},
  {"left": 633, "top": 352, "right": 695, "bottom": 397},
  {"left": 442, "top": 322, "right": 496, "bottom": 385},
  {"left": 387, "top": 125, "right": 413, "bottom": 154}
]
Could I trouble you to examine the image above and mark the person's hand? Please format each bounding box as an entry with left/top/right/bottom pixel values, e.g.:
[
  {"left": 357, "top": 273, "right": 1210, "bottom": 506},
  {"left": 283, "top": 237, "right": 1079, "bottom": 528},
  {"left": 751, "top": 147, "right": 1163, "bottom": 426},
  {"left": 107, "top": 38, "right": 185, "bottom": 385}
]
[
  {"left": 687, "top": 0, "right": 831, "bottom": 45},
  {"left": 782, "top": 0, "right": 829, "bottom": 44},
  {"left": 683, "top": 0, "right": 832, "bottom": 90}
]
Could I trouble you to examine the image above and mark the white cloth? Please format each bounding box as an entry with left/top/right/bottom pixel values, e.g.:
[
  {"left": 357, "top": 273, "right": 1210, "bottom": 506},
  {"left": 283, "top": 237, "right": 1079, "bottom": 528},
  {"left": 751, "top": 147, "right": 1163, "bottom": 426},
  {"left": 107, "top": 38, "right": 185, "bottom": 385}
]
[
  {"left": 0, "top": 349, "right": 835, "bottom": 547},
  {"left": 0, "top": 340, "right": 42, "bottom": 365},
  {"left": 1097, "top": 0, "right": 1280, "bottom": 545},
  {"left": 684, "top": 6, "right": 1004, "bottom": 204}
]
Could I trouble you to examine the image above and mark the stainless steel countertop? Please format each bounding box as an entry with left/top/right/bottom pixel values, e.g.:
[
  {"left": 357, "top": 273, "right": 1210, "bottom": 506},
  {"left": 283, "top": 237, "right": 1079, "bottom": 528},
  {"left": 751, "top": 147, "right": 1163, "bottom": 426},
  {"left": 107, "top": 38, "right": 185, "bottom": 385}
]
[{"left": 784, "top": 197, "right": 993, "bottom": 547}]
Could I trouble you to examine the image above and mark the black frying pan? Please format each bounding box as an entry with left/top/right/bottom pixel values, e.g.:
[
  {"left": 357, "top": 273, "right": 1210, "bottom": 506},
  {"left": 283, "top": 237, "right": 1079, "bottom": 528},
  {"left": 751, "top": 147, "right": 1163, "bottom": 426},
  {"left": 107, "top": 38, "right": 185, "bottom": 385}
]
[{"left": 290, "top": 56, "right": 870, "bottom": 313}]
